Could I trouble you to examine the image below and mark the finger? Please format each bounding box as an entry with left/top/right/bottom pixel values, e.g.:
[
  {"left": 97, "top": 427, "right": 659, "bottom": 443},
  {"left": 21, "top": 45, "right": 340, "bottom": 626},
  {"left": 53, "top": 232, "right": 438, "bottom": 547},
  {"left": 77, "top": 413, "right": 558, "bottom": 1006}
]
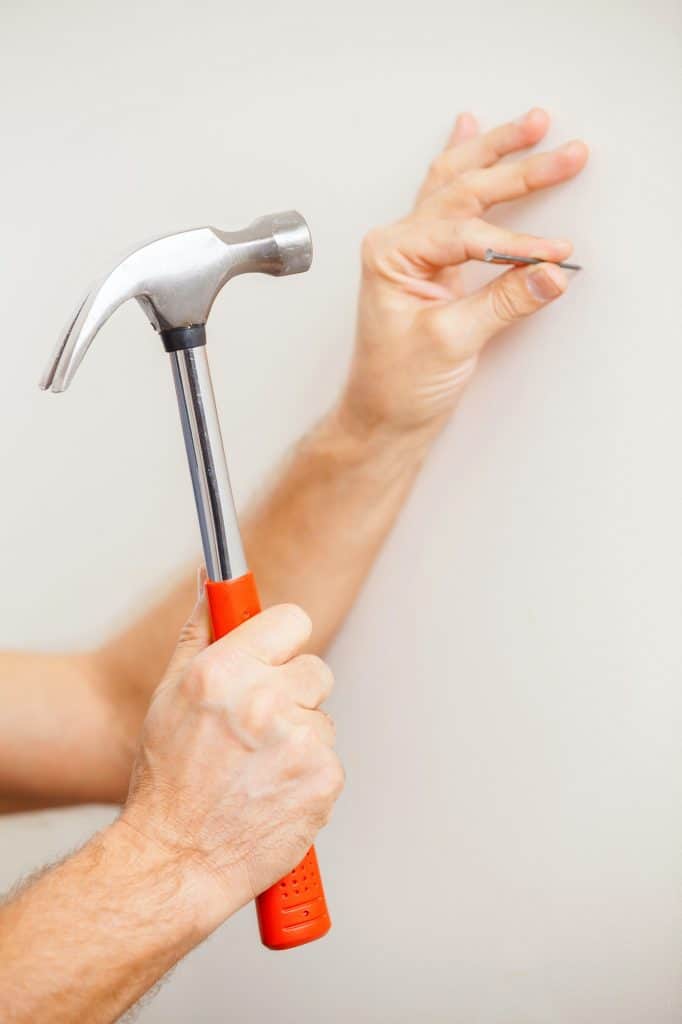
[
  {"left": 439, "top": 108, "right": 549, "bottom": 177},
  {"left": 447, "top": 111, "right": 479, "bottom": 147},
  {"left": 278, "top": 731, "right": 344, "bottom": 796},
  {"left": 288, "top": 706, "right": 336, "bottom": 746},
  {"left": 374, "top": 216, "right": 571, "bottom": 278},
  {"left": 417, "top": 112, "right": 479, "bottom": 205},
  {"left": 450, "top": 262, "right": 568, "bottom": 346},
  {"left": 164, "top": 578, "right": 212, "bottom": 679},
  {"left": 279, "top": 654, "right": 334, "bottom": 709},
  {"left": 461, "top": 140, "right": 589, "bottom": 211},
  {"left": 457, "top": 217, "right": 572, "bottom": 264},
  {"left": 209, "top": 603, "right": 312, "bottom": 667}
]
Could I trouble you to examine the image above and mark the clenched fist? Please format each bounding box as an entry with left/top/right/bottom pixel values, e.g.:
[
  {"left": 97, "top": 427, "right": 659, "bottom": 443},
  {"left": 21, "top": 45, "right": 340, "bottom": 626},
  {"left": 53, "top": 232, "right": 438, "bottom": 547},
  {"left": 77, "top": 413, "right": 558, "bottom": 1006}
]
[
  {"left": 121, "top": 591, "right": 343, "bottom": 922},
  {"left": 342, "top": 108, "right": 589, "bottom": 434}
]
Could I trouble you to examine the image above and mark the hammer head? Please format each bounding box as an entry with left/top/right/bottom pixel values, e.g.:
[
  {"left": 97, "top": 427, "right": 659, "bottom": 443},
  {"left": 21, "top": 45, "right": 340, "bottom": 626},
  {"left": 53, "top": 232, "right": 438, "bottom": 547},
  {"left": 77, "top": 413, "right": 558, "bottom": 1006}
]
[{"left": 41, "top": 211, "right": 312, "bottom": 392}]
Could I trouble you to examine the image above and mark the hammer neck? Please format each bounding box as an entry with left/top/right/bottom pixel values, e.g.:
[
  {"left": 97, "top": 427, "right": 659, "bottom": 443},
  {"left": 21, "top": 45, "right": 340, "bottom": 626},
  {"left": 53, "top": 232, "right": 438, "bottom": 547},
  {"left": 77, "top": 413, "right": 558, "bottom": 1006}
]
[{"left": 161, "top": 324, "right": 207, "bottom": 353}]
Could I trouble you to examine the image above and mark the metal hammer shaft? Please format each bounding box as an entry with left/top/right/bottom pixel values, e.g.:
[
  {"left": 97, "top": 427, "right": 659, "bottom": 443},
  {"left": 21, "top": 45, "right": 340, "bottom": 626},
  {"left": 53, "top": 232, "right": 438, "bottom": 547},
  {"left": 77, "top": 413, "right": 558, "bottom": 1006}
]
[{"left": 170, "top": 343, "right": 246, "bottom": 581}]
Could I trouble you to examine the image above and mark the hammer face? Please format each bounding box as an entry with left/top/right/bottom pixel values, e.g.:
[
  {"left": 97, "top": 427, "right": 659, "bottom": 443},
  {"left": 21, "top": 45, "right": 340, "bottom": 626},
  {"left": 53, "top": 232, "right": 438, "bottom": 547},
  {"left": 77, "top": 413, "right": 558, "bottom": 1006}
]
[{"left": 41, "top": 211, "right": 312, "bottom": 392}]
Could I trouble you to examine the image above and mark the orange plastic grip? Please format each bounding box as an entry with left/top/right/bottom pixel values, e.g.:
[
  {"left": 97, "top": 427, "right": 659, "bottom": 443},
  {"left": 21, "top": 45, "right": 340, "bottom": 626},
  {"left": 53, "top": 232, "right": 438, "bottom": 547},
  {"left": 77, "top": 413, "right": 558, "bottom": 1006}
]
[{"left": 205, "top": 573, "right": 332, "bottom": 950}]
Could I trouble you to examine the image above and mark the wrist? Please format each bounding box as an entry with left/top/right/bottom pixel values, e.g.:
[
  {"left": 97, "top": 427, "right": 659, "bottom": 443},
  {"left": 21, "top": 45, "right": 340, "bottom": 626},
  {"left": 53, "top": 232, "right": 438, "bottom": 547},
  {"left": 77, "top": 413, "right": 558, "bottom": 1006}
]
[
  {"left": 108, "top": 815, "right": 240, "bottom": 942},
  {"left": 327, "top": 396, "right": 440, "bottom": 469}
]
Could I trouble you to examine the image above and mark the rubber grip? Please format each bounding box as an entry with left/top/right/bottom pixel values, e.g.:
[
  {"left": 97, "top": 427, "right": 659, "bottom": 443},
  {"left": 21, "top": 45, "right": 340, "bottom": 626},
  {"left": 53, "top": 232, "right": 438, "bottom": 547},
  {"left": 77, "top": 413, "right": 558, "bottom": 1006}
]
[{"left": 205, "top": 573, "right": 332, "bottom": 950}]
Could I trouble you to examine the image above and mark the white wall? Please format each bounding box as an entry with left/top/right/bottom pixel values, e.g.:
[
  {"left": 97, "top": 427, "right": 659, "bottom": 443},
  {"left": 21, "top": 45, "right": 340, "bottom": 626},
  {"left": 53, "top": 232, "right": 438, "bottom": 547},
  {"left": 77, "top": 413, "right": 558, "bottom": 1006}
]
[{"left": 1, "top": 2, "right": 680, "bottom": 1021}]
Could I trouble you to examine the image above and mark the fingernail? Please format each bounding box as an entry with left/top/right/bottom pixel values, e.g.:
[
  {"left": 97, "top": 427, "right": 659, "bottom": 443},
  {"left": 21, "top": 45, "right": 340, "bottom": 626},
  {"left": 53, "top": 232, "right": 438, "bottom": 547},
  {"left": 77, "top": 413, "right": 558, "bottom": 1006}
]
[
  {"left": 558, "top": 140, "right": 587, "bottom": 158},
  {"left": 196, "top": 565, "right": 207, "bottom": 601},
  {"left": 527, "top": 264, "right": 565, "bottom": 302},
  {"left": 516, "top": 107, "right": 546, "bottom": 126}
]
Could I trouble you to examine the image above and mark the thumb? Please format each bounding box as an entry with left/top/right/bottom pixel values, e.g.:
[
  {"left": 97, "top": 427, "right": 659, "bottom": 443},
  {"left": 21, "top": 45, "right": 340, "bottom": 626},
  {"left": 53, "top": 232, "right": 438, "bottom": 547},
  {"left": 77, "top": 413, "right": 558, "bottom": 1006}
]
[
  {"left": 462, "top": 262, "right": 568, "bottom": 343},
  {"left": 165, "top": 567, "right": 213, "bottom": 678}
]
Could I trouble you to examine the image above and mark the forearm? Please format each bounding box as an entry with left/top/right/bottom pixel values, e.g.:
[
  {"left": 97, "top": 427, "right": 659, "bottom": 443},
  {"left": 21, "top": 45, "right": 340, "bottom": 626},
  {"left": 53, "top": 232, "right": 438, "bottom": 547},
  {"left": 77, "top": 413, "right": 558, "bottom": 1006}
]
[
  {"left": 0, "top": 650, "right": 130, "bottom": 811},
  {"left": 243, "top": 405, "right": 437, "bottom": 650},
  {"left": 0, "top": 819, "right": 222, "bottom": 1024}
]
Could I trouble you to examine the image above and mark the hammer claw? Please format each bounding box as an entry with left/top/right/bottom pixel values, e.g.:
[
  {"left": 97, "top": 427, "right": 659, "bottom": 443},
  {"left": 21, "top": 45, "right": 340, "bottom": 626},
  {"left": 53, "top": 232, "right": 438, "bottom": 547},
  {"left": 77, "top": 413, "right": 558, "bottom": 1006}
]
[{"left": 40, "top": 212, "right": 312, "bottom": 393}]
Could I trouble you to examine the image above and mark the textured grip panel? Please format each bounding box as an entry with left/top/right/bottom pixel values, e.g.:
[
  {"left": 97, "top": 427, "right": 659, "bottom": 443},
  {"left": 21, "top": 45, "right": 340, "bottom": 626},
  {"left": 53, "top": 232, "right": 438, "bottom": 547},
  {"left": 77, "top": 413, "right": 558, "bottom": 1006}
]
[
  {"left": 204, "top": 573, "right": 331, "bottom": 950},
  {"left": 256, "top": 846, "right": 331, "bottom": 950}
]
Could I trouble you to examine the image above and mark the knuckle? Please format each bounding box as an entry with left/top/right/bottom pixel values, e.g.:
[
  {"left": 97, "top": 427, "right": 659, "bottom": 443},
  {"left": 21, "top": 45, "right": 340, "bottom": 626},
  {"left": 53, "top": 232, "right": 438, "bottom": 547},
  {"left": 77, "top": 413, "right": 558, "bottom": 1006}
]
[
  {"left": 180, "top": 660, "right": 213, "bottom": 702},
  {"left": 426, "top": 155, "right": 447, "bottom": 184},
  {"left": 317, "top": 752, "right": 345, "bottom": 801},
  {"left": 480, "top": 139, "right": 500, "bottom": 166},
  {"left": 290, "top": 721, "right": 319, "bottom": 756},
  {"left": 432, "top": 177, "right": 461, "bottom": 206},
  {"left": 321, "top": 710, "right": 336, "bottom": 738},
  {"left": 175, "top": 618, "right": 204, "bottom": 648},
  {"left": 424, "top": 309, "right": 480, "bottom": 368},
  {"left": 491, "top": 122, "right": 519, "bottom": 155},
  {"left": 298, "top": 752, "right": 344, "bottom": 827},
  {"left": 425, "top": 309, "right": 455, "bottom": 355},
  {"left": 490, "top": 281, "right": 524, "bottom": 324},
  {"left": 180, "top": 646, "right": 247, "bottom": 703},
  {"left": 450, "top": 175, "right": 482, "bottom": 215},
  {"left": 286, "top": 724, "right": 321, "bottom": 773},
  {"left": 242, "top": 684, "right": 282, "bottom": 735},
  {"left": 360, "top": 227, "right": 387, "bottom": 271},
  {"left": 301, "top": 654, "right": 335, "bottom": 694}
]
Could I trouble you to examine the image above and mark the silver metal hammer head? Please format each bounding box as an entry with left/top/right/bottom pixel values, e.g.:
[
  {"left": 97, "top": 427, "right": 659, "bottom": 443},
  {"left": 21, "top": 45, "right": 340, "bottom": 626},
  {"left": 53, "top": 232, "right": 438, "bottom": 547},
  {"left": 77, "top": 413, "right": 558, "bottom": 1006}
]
[{"left": 41, "top": 210, "right": 313, "bottom": 392}]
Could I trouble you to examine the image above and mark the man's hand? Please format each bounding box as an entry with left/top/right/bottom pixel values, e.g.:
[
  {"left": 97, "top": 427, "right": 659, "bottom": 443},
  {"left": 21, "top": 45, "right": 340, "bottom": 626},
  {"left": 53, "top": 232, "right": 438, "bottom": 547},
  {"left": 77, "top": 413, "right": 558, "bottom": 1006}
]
[
  {"left": 122, "top": 591, "right": 343, "bottom": 914},
  {"left": 342, "top": 108, "right": 589, "bottom": 434},
  {"left": 0, "top": 597, "right": 343, "bottom": 1024}
]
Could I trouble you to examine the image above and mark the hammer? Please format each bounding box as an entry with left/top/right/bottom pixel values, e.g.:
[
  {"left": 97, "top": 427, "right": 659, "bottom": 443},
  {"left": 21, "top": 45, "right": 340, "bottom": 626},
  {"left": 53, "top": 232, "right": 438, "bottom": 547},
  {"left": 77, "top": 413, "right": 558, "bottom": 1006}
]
[{"left": 40, "top": 211, "right": 331, "bottom": 951}]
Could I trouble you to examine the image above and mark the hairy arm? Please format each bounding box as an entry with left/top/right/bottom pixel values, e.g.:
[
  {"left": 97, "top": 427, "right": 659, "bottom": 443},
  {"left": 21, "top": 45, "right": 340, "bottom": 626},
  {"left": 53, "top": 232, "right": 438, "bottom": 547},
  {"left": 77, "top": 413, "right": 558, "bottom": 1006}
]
[{"left": 0, "top": 821, "right": 219, "bottom": 1024}]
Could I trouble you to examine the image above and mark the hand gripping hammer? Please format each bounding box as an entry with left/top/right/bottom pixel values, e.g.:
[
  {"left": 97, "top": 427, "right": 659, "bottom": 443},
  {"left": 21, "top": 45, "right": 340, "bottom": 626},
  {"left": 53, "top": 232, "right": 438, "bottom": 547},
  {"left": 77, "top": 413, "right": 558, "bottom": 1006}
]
[{"left": 40, "top": 211, "right": 331, "bottom": 950}]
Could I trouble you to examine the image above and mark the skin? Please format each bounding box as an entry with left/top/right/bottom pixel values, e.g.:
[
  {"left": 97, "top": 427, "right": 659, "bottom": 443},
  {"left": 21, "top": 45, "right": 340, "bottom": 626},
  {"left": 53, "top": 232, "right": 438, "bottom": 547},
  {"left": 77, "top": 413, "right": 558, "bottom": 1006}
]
[
  {"left": 0, "top": 109, "right": 588, "bottom": 1021},
  {"left": 0, "top": 600, "right": 342, "bottom": 1022}
]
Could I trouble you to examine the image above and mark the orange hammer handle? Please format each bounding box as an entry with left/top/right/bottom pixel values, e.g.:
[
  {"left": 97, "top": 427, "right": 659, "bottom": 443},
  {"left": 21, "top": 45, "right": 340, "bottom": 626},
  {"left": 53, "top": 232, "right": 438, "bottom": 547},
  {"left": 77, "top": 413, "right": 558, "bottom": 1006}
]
[{"left": 205, "top": 574, "right": 332, "bottom": 950}]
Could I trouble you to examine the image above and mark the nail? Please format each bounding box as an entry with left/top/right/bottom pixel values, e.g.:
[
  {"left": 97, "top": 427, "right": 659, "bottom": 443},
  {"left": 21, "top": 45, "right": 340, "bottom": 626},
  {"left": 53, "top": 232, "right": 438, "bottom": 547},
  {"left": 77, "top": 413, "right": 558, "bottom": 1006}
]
[
  {"left": 196, "top": 565, "right": 208, "bottom": 601},
  {"left": 516, "top": 107, "right": 547, "bottom": 127},
  {"left": 558, "top": 139, "right": 587, "bottom": 159},
  {"left": 527, "top": 264, "right": 565, "bottom": 302}
]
